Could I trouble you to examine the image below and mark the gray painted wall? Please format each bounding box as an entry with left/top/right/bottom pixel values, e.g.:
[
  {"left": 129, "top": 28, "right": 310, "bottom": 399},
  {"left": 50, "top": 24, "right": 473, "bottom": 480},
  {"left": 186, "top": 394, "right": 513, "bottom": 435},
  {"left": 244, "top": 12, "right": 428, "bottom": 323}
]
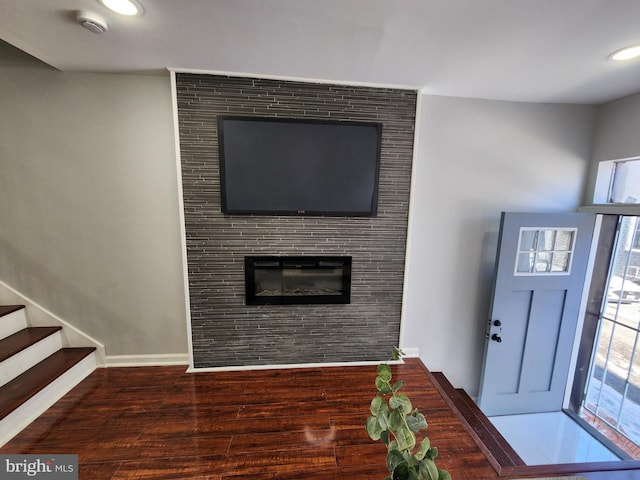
[
  {"left": 0, "top": 42, "right": 187, "bottom": 357},
  {"left": 584, "top": 92, "right": 640, "bottom": 205},
  {"left": 0, "top": 40, "right": 606, "bottom": 391},
  {"left": 175, "top": 74, "right": 416, "bottom": 367},
  {"left": 403, "top": 95, "right": 598, "bottom": 395}
]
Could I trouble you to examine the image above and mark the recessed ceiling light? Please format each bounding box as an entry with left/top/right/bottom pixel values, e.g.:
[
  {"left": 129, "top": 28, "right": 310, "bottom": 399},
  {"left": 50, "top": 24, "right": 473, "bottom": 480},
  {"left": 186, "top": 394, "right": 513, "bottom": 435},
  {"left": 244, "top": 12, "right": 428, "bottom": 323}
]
[
  {"left": 99, "top": 0, "right": 143, "bottom": 16},
  {"left": 609, "top": 45, "right": 640, "bottom": 61}
]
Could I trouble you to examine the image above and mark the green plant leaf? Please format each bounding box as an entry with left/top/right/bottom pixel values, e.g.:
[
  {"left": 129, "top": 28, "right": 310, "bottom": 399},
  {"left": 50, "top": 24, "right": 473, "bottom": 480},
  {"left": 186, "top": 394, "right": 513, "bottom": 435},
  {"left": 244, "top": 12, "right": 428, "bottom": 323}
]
[
  {"left": 392, "top": 380, "right": 406, "bottom": 393},
  {"left": 407, "top": 465, "right": 420, "bottom": 480},
  {"left": 377, "top": 363, "right": 392, "bottom": 381},
  {"left": 366, "top": 415, "right": 383, "bottom": 440},
  {"left": 387, "top": 449, "right": 405, "bottom": 473},
  {"left": 412, "top": 410, "right": 428, "bottom": 428},
  {"left": 370, "top": 359, "right": 449, "bottom": 480},
  {"left": 378, "top": 409, "right": 390, "bottom": 429},
  {"left": 394, "top": 424, "right": 416, "bottom": 451},
  {"left": 406, "top": 410, "right": 427, "bottom": 432},
  {"left": 418, "top": 458, "right": 439, "bottom": 480},
  {"left": 381, "top": 430, "right": 390, "bottom": 446},
  {"left": 388, "top": 409, "right": 404, "bottom": 431},
  {"left": 371, "top": 395, "right": 387, "bottom": 415},
  {"left": 391, "top": 461, "right": 410, "bottom": 480},
  {"left": 391, "top": 347, "right": 405, "bottom": 360},
  {"left": 437, "top": 469, "right": 451, "bottom": 480},
  {"left": 406, "top": 415, "right": 421, "bottom": 432},
  {"left": 426, "top": 446, "right": 438, "bottom": 460},
  {"left": 405, "top": 451, "right": 418, "bottom": 466},
  {"left": 415, "top": 437, "right": 431, "bottom": 461},
  {"left": 376, "top": 376, "right": 393, "bottom": 394},
  {"left": 389, "top": 393, "right": 412, "bottom": 413}
]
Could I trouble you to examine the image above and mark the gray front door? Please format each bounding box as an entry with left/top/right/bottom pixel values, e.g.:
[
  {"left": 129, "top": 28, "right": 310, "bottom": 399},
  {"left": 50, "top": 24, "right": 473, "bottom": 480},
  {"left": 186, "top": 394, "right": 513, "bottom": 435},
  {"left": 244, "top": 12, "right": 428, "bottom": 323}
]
[{"left": 477, "top": 212, "right": 597, "bottom": 416}]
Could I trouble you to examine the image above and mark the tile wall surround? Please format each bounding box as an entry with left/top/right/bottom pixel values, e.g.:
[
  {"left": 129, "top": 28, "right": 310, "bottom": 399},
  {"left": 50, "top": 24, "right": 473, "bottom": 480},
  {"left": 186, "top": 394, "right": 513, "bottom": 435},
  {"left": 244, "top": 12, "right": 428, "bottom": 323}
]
[{"left": 175, "top": 73, "right": 417, "bottom": 368}]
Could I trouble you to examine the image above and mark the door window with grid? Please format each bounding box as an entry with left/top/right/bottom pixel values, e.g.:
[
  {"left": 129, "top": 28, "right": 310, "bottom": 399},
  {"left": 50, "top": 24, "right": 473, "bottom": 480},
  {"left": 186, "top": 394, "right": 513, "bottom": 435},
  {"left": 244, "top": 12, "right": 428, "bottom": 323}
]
[{"left": 514, "top": 228, "right": 576, "bottom": 275}]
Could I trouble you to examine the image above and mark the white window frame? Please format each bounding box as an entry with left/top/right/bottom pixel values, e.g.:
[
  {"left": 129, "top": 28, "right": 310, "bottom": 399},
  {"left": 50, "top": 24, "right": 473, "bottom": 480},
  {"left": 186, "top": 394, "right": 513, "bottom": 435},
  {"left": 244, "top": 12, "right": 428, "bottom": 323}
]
[
  {"left": 513, "top": 227, "right": 577, "bottom": 276},
  {"left": 592, "top": 156, "right": 640, "bottom": 205}
]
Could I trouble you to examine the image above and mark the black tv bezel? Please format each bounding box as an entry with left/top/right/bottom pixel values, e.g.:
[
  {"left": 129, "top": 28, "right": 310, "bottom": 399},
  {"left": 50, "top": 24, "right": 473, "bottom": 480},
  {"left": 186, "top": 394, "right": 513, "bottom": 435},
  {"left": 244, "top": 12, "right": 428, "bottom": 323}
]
[{"left": 217, "top": 115, "right": 382, "bottom": 217}]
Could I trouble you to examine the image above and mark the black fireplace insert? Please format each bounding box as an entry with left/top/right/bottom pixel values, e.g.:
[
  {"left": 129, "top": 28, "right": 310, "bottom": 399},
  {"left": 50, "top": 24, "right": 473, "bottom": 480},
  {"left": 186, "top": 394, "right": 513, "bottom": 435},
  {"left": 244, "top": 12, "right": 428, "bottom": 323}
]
[{"left": 244, "top": 256, "right": 352, "bottom": 305}]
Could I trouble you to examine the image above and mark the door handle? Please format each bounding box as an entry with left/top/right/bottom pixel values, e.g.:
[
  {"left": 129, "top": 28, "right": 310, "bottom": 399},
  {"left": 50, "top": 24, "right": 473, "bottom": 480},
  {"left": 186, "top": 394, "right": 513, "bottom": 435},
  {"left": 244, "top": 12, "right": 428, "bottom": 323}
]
[{"left": 491, "top": 333, "right": 502, "bottom": 343}]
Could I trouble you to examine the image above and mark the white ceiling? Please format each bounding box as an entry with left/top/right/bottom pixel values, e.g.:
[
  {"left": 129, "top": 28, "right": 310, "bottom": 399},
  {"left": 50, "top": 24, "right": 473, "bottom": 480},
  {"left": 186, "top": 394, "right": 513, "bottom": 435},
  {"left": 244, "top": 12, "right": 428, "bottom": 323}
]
[{"left": 2, "top": 0, "right": 640, "bottom": 104}]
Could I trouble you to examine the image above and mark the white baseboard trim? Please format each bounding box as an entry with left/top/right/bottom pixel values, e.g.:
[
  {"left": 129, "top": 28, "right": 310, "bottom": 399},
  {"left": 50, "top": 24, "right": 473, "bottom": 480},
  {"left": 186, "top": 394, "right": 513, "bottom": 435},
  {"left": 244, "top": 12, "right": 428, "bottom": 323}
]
[
  {"left": 187, "top": 359, "right": 404, "bottom": 373},
  {"left": 104, "top": 353, "right": 189, "bottom": 367},
  {"left": 400, "top": 347, "right": 420, "bottom": 357}
]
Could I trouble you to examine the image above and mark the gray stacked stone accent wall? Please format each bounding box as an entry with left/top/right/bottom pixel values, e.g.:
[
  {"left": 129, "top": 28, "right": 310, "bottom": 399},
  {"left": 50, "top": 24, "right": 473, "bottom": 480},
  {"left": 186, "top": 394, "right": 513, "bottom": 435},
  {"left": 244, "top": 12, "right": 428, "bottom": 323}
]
[{"left": 175, "top": 73, "right": 417, "bottom": 368}]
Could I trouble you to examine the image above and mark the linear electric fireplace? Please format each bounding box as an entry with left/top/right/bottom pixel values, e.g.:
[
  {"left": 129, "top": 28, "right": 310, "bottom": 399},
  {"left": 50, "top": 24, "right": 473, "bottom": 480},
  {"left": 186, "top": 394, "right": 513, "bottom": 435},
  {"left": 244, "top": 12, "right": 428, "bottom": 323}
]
[{"left": 245, "top": 256, "right": 352, "bottom": 305}]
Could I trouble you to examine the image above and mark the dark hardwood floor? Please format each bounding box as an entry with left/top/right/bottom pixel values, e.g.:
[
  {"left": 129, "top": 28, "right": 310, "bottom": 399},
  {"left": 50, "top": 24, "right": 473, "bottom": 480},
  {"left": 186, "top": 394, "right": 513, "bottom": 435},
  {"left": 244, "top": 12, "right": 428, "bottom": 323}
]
[{"left": 2, "top": 359, "right": 640, "bottom": 479}]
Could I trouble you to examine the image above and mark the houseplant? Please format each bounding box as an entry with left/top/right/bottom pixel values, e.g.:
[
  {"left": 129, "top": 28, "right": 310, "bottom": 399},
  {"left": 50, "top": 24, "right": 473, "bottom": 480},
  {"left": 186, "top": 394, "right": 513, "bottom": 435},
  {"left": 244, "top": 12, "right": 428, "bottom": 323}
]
[{"left": 365, "top": 348, "right": 451, "bottom": 480}]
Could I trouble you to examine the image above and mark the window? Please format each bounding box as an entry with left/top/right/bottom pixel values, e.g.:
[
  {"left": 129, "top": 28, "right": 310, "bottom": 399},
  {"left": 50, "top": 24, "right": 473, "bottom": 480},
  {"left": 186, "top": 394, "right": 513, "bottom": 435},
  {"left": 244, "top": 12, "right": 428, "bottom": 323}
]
[
  {"left": 584, "top": 216, "right": 640, "bottom": 449},
  {"left": 514, "top": 228, "right": 576, "bottom": 275},
  {"left": 593, "top": 158, "right": 640, "bottom": 205},
  {"left": 633, "top": 221, "right": 640, "bottom": 250}
]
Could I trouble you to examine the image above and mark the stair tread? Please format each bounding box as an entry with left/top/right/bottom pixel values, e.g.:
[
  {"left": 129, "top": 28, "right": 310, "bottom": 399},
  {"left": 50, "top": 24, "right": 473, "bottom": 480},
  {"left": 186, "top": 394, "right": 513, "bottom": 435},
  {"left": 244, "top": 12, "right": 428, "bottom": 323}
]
[
  {"left": 0, "top": 305, "right": 25, "bottom": 318},
  {"left": 0, "top": 327, "right": 63, "bottom": 362},
  {"left": 0, "top": 347, "right": 95, "bottom": 420}
]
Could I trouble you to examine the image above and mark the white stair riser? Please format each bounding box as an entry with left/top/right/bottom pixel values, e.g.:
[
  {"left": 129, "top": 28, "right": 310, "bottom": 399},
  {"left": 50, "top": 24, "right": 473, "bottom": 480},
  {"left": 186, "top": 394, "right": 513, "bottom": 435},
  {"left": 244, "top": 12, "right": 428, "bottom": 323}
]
[
  {"left": 0, "top": 352, "right": 97, "bottom": 447},
  {"left": 0, "top": 309, "right": 27, "bottom": 340},
  {"left": 0, "top": 331, "right": 64, "bottom": 388}
]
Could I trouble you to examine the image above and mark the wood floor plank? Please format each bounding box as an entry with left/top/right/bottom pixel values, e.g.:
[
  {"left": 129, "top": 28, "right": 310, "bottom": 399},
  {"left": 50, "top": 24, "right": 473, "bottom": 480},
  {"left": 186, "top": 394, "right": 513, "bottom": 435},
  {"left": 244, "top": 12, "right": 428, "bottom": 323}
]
[
  {"left": 237, "top": 399, "right": 331, "bottom": 418},
  {"left": 140, "top": 414, "right": 332, "bottom": 438},
  {"left": 2, "top": 358, "right": 638, "bottom": 479},
  {"left": 12, "top": 432, "right": 233, "bottom": 463},
  {"left": 111, "top": 456, "right": 226, "bottom": 480},
  {"left": 229, "top": 428, "right": 338, "bottom": 453},
  {"left": 79, "top": 462, "right": 122, "bottom": 479},
  {"left": 236, "top": 388, "right": 327, "bottom": 405},
  {"left": 112, "top": 446, "right": 336, "bottom": 479}
]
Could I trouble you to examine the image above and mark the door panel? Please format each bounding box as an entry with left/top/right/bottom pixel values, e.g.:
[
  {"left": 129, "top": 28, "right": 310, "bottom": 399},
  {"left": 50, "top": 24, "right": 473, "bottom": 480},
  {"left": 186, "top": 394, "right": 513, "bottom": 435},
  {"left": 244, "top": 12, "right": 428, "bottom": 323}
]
[
  {"left": 478, "top": 212, "right": 596, "bottom": 416},
  {"left": 522, "top": 289, "right": 565, "bottom": 393}
]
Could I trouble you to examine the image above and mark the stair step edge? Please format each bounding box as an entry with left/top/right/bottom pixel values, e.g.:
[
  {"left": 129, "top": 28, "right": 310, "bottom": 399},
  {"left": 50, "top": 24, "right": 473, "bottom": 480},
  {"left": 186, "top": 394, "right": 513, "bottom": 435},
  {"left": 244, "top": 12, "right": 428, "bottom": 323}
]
[
  {"left": 0, "top": 327, "right": 63, "bottom": 363},
  {"left": 0, "top": 347, "right": 96, "bottom": 420},
  {"left": 0, "top": 331, "right": 65, "bottom": 389},
  {"left": 0, "top": 353, "right": 96, "bottom": 447},
  {"left": 0, "top": 305, "right": 25, "bottom": 318}
]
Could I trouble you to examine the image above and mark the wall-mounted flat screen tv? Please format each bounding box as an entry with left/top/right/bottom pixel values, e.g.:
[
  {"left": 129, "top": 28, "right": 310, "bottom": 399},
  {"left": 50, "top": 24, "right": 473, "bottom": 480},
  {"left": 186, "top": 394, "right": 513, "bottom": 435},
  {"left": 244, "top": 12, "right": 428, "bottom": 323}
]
[{"left": 217, "top": 116, "right": 382, "bottom": 216}]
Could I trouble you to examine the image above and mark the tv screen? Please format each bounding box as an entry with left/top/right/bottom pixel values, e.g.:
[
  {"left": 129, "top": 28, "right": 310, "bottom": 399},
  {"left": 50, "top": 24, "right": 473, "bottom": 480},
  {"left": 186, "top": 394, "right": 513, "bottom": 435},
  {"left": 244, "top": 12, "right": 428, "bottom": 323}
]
[{"left": 217, "top": 116, "right": 382, "bottom": 216}]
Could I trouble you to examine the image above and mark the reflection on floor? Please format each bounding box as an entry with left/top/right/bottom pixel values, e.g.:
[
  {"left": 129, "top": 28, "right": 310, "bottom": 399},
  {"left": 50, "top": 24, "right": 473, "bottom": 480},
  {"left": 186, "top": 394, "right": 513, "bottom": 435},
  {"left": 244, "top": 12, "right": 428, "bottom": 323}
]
[{"left": 489, "top": 411, "right": 621, "bottom": 465}]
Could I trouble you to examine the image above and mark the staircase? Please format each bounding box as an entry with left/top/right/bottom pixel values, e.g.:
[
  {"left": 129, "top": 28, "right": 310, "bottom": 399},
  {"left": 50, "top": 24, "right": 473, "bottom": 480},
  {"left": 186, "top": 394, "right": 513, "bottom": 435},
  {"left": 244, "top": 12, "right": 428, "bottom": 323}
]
[{"left": 0, "top": 305, "right": 97, "bottom": 446}]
